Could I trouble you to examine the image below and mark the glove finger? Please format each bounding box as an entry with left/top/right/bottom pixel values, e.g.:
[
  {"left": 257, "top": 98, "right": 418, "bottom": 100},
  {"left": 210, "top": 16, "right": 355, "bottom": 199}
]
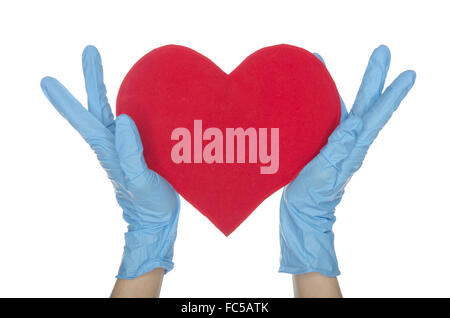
[
  {"left": 337, "top": 70, "right": 416, "bottom": 182},
  {"left": 41, "top": 76, "right": 122, "bottom": 181},
  {"left": 319, "top": 115, "right": 363, "bottom": 169},
  {"left": 115, "top": 114, "right": 149, "bottom": 181},
  {"left": 313, "top": 52, "right": 326, "bottom": 65},
  {"left": 314, "top": 52, "right": 348, "bottom": 122},
  {"left": 41, "top": 76, "right": 113, "bottom": 142},
  {"left": 82, "top": 45, "right": 115, "bottom": 133},
  {"left": 350, "top": 45, "right": 391, "bottom": 117},
  {"left": 357, "top": 70, "right": 416, "bottom": 147}
]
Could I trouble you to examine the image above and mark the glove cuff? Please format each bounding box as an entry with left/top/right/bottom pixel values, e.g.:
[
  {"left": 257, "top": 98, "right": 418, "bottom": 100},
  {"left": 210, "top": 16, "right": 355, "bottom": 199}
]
[
  {"left": 279, "top": 195, "right": 340, "bottom": 277},
  {"left": 117, "top": 207, "right": 179, "bottom": 279},
  {"left": 279, "top": 226, "right": 340, "bottom": 277}
]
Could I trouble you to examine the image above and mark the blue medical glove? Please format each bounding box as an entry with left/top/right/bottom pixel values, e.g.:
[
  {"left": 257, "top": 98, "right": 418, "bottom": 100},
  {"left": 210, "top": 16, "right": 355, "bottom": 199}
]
[
  {"left": 280, "top": 45, "right": 416, "bottom": 276},
  {"left": 41, "top": 46, "right": 180, "bottom": 279}
]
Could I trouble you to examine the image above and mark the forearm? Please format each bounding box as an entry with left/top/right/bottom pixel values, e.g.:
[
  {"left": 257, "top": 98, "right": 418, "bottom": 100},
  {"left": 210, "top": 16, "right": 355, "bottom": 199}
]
[
  {"left": 292, "top": 272, "right": 342, "bottom": 298},
  {"left": 111, "top": 268, "right": 165, "bottom": 298}
]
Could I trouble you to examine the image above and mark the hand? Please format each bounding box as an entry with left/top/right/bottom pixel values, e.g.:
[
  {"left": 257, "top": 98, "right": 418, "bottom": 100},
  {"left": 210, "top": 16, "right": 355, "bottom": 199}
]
[
  {"left": 279, "top": 45, "right": 416, "bottom": 276},
  {"left": 41, "top": 46, "right": 180, "bottom": 279}
]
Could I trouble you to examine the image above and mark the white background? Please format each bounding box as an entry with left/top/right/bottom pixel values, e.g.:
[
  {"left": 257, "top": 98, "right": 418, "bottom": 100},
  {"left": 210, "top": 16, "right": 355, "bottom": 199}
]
[{"left": 0, "top": 0, "right": 449, "bottom": 297}]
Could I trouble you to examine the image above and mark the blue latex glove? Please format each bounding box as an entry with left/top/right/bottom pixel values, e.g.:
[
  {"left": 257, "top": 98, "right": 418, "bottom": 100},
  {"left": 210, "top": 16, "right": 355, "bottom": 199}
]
[
  {"left": 280, "top": 45, "right": 416, "bottom": 276},
  {"left": 41, "top": 46, "right": 180, "bottom": 279}
]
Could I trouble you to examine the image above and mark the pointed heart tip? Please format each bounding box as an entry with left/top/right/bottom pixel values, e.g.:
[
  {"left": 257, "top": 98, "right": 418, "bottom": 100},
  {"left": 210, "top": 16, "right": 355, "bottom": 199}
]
[
  {"left": 220, "top": 229, "right": 233, "bottom": 237},
  {"left": 219, "top": 223, "right": 241, "bottom": 237}
]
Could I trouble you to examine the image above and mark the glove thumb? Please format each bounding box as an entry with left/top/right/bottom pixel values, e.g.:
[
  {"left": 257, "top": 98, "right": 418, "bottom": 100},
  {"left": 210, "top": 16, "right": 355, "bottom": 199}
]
[{"left": 115, "top": 114, "right": 149, "bottom": 181}]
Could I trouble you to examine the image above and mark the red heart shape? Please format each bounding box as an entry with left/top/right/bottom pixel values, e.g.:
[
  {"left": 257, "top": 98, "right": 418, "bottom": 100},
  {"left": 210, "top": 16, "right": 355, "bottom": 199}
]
[{"left": 117, "top": 44, "right": 340, "bottom": 236}]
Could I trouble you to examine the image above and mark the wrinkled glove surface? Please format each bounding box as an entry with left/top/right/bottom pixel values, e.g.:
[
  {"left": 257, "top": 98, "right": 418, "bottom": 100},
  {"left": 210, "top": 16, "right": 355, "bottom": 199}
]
[
  {"left": 280, "top": 45, "right": 416, "bottom": 276},
  {"left": 41, "top": 46, "right": 180, "bottom": 279}
]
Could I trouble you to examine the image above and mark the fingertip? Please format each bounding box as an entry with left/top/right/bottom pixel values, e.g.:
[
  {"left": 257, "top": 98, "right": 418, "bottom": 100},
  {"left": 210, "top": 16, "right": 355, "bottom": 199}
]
[
  {"left": 402, "top": 70, "right": 417, "bottom": 88},
  {"left": 82, "top": 45, "right": 100, "bottom": 61},
  {"left": 82, "top": 45, "right": 102, "bottom": 75},
  {"left": 115, "top": 115, "right": 133, "bottom": 151},
  {"left": 82, "top": 46, "right": 101, "bottom": 76},
  {"left": 377, "top": 44, "right": 390, "bottom": 54},
  {"left": 40, "top": 76, "right": 56, "bottom": 90},
  {"left": 371, "top": 45, "right": 391, "bottom": 70},
  {"left": 313, "top": 53, "right": 325, "bottom": 65},
  {"left": 115, "top": 114, "right": 141, "bottom": 148},
  {"left": 375, "top": 44, "right": 391, "bottom": 59},
  {"left": 115, "top": 114, "right": 134, "bottom": 131},
  {"left": 40, "top": 77, "right": 49, "bottom": 93},
  {"left": 392, "top": 70, "right": 417, "bottom": 92},
  {"left": 40, "top": 77, "right": 64, "bottom": 102},
  {"left": 408, "top": 69, "right": 417, "bottom": 80}
]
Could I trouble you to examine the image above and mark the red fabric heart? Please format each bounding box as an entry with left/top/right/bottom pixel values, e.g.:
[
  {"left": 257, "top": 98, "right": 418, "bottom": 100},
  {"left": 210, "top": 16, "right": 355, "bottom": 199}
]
[{"left": 117, "top": 44, "right": 340, "bottom": 236}]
